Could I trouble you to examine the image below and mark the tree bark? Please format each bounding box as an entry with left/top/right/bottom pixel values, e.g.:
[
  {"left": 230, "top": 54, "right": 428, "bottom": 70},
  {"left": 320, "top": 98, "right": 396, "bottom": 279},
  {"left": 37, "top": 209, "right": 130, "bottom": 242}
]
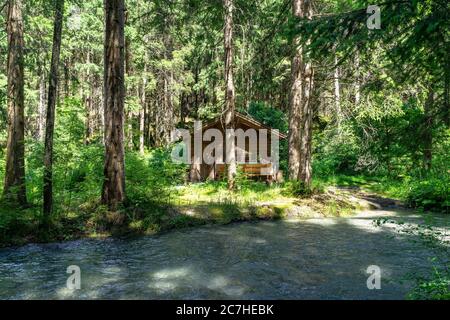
[
  {"left": 354, "top": 49, "right": 361, "bottom": 105},
  {"left": 139, "top": 62, "right": 147, "bottom": 155},
  {"left": 3, "top": 0, "right": 27, "bottom": 205},
  {"left": 299, "top": 56, "right": 314, "bottom": 186},
  {"left": 102, "top": 0, "right": 126, "bottom": 210},
  {"left": 43, "top": 0, "right": 65, "bottom": 220},
  {"left": 334, "top": 53, "right": 341, "bottom": 131},
  {"left": 287, "top": 1, "right": 304, "bottom": 180},
  {"left": 224, "top": 0, "right": 236, "bottom": 190},
  {"left": 423, "top": 88, "right": 434, "bottom": 171},
  {"left": 63, "top": 58, "right": 70, "bottom": 98},
  {"left": 38, "top": 72, "right": 47, "bottom": 141},
  {"left": 127, "top": 110, "right": 133, "bottom": 150},
  {"left": 288, "top": 0, "right": 314, "bottom": 186},
  {"left": 84, "top": 50, "right": 94, "bottom": 145},
  {"left": 298, "top": 0, "right": 314, "bottom": 186}
]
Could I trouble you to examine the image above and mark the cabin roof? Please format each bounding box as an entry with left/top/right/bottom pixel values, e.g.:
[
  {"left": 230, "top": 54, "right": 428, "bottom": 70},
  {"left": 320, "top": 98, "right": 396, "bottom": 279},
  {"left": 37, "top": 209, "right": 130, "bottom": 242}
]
[{"left": 202, "top": 111, "right": 287, "bottom": 139}]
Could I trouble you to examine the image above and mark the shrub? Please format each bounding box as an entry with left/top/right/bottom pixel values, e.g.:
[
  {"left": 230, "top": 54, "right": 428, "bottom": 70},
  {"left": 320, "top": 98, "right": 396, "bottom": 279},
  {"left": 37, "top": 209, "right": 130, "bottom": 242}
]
[
  {"left": 405, "top": 176, "right": 449, "bottom": 213},
  {"left": 313, "top": 126, "right": 360, "bottom": 176},
  {"left": 283, "top": 180, "right": 313, "bottom": 197},
  {"left": 126, "top": 148, "right": 188, "bottom": 206}
]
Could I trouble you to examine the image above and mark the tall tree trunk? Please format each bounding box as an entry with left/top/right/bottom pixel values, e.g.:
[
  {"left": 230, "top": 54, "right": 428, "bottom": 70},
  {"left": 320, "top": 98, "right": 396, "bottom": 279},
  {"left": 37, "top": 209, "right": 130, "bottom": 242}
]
[
  {"left": 162, "top": 74, "right": 169, "bottom": 144},
  {"left": 423, "top": 88, "right": 434, "bottom": 171},
  {"left": 139, "top": 62, "right": 147, "bottom": 155},
  {"left": 299, "top": 54, "right": 314, "bottom": 185},
  {"left": 84, "top": 50, "right": 94, "bottom": 145},
  {"left": 102, "top": 0, "right": 126, "bottom": 210},
  {"left": 298, "top": 0, "right": 314, "bottom": 186},
  {"left": 160, "top": 30, "right": 174, "bottom": 146},
  {"left": 354, "top": 49, "right": 361, "bottom": 105},
  {"left": 38, "top": 72, "right": 47, "bottom": 140},
  {"left": 63, "top": 58, "right": 70, "bottom": 98},
  {"left": 3, "top": 0, "right": 27, "bottom": 205},
  {"left": 334, "top": 53, "right": 341, "bottom": 131},
  {"left": 287, "top": 0, "right": 304, "bottom": 180},
  {"left": 288, "top": 0, "right": 314, "bottom": 186},
  {"left": 127, "top": 110, "right": 133, "bottom": 150},
  {"left": 224, "top": 0, "right": 236, "bottom": 190},
  {"left": 43, "top": 0, "right": 65, "bottom": 221}
]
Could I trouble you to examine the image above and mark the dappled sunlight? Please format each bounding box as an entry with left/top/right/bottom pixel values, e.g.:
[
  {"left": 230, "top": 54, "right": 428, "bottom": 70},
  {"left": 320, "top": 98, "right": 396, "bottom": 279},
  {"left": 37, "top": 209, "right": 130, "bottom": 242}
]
[
  {"left": 152, "top": 267, "right": 190, "bottom": 280},
  {"left": 56, "top": 286, "right": 81, "bottom": 299},
  {"left": 303, "top": 218, "right": 338, "bottom": 226},
  {"left": 345, "top": 218, "right": 384, "bottom": 234},
  {"left": 148, "top": 267, "right": 192, "bottom": 294},
  {"left": 0, "top": 207, "right": 447, "bottom": 299},
  {"left": 147, "top": 266, "right": 246, "bottom": 297}
]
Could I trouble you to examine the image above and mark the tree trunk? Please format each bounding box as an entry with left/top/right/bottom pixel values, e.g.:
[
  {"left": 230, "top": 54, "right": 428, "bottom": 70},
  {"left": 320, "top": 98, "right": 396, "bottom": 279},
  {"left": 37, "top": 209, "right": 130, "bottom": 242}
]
[
  {"left": 38, "top": 72, "right": 47, "bottom": 141},
  {"left": 287, "top": 0, "right": 304, "bottom": 180},
  {"left": 224, "top": 0, "right": 236, "bottom": 190},
  {"left": 127, "top": 110, "right": 133, "bottom": 150},
  {"left": 43, "top": 0, "right": 65, "bottom": 221},
  {"left": 102, "top": 0, "right": 126, "bottom": 210},
  {"left": 287, "top": 44, "right": 302, "bottom": 179},
  {"left": 423, "top": 88, "right": 434, "bottom": 171},
  {"left": 334, "top": 53, "right": 341, "bottom": 131},
  {"left": 288, "top": 0, "right": 314, "bottom": 186},
  {"left": 354, "top": 49, "right": 361, "bottom": 105},
  {"left": 299, "top": 54, "right": 314, "bottom": 186},
  {"left": 63, "top": 58, "right": 70, "bottom": 98},
  {"left": 298, "top": 0, "right": 314, "bottom": 187},
  {"left": 139, "top": 62, "right": 147, "bottom": 155},
  {"left": 3, "top": 0, "right": 27, "bottom": 205},
  {"left": 84, "top": 50, "right": 94, "bottom": 145}
]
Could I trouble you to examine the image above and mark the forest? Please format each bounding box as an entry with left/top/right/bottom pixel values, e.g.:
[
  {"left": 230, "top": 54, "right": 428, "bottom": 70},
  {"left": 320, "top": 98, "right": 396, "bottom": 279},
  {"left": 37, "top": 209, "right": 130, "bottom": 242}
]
[{"left": 0, "top": 0, "right": 449, "bottom": 294}]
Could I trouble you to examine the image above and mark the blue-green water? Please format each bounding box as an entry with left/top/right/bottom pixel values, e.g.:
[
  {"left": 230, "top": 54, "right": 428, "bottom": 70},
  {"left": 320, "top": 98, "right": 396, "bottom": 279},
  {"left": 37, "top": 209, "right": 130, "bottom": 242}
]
[{"left": 0, "top": 209, "right": 448, "bottom": 299}]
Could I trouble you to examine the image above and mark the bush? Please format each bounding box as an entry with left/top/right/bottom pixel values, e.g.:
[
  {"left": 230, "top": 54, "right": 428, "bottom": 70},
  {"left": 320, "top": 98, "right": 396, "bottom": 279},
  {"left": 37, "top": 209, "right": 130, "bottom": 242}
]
[
  {"left": 126, "top": 148, "right": 188, "bottom": 206},
  {"left": 405, "top": 175, "right": 449, "bottom": 212},
  {"left": 0, "top": 203, "right": 38, "bottom": 245},
  {"left": 313, "top": 126, "right": 360, "bottom": 176},
  {"left": 283, "top": 180, "right": 313, "bottom": 197}
]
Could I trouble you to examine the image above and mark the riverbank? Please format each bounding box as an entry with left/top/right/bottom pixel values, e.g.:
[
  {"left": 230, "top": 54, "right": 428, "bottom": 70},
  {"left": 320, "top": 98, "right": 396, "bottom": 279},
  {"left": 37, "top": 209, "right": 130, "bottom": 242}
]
[{"left": 0, "top": 181, "right": 388, "bottom": 248}]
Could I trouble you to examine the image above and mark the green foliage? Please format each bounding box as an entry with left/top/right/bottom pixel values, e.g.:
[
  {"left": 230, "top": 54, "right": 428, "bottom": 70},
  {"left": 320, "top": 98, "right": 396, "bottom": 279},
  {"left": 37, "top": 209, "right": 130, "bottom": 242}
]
[
  {"left": 407, "top": 265, "right": 450, "bottom": 300},
  {"left": 247, "top": 102, "right": 288, "bottom": 133},
  {"left": 405, "top": 175, "right": 450, "bottom": 213},
  {"left": 314, "top": 126, "right": 360, "bottom": 175},
  {"left": 282, "top": 180, "right": 322, "bottom": 197},
  {"left": 247, "top": 101, "right": 289, "bottom": 175},
  {"left": 0, "top": 0, "right": 448, "bottom": 251},
  {"left": 126, "top": 148, "right": 188, "bottom": 206},
  {"left": 0, "top": 203, "right": 38, "bottom": 245}
]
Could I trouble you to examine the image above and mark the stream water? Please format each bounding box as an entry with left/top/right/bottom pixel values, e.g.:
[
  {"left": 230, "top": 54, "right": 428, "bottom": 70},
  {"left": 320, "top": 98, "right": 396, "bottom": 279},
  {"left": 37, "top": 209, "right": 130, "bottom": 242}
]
[{"left": 0, "top": 208, "right": 448, "bottom": 299}]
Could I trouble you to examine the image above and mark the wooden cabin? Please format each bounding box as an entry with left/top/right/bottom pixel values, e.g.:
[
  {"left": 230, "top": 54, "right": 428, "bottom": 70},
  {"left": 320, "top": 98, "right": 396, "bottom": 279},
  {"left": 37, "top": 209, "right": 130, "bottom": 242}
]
[{"left": 189, "top": 112, "right": 287, "bottom": 182}]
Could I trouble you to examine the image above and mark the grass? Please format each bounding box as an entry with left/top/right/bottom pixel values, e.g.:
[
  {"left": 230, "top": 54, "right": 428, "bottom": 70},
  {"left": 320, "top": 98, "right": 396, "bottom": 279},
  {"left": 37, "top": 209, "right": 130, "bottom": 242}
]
[
  {"left": 0, "top": 176, "right": 370, "bottom": 247},
  {"left": 2, "top": 143, "right": 444, "bottom": 248}
]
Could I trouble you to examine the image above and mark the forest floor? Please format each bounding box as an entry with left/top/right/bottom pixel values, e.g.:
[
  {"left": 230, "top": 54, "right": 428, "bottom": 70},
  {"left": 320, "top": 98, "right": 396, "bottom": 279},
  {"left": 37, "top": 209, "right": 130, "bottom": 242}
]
[{"left": 0, "top": 178, "right": 412, "bottom": 248}]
